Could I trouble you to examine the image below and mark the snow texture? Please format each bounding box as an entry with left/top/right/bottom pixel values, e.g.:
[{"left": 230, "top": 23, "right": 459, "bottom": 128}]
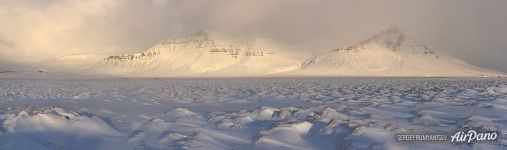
[{"left": 0, "top": 78, "right": 506, "bottom": 150}]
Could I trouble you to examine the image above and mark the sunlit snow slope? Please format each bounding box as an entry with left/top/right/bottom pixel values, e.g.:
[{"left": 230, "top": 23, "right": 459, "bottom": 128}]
[
  {"left": 89, "top": 31, "right": 301, "bottom": 77},
  {"left": 296, "top": 28, "right": 502, "bottom": 77},
  {"left": 41, "top": 54, "right": 104, "bottom": 72}
]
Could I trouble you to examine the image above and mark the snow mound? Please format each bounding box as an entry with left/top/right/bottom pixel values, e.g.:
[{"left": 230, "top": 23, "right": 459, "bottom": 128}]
[
  {"left": 408, "top": 110, "right": 446, "bottom": 126},
  {"left": 3, "top": 108, "right": 120, "bottom": 135},
  {"left": 485, "top": 85, "right": 507, "bottom": 95},
  {"left": 256, "top": 121, "right": 314, "bottom": 150},
  {"left": 163, "top": 108, "right": 201, "bottom": 120},
  {"left": 1, "top": 107, "right": 123, "bottom": 150},
  {"left": 457, "top": 115, "right": 500, "bottom": 132},
  {"left": 250, "top": 106, "right": 280, "bottom": 120},
  {"left": 343, "top": 127, "right": 393, "bottom": 150},
  {"left": 410, "top": 114, "right": 440, "bottom": 126},
  {"left": 317, "top": 107, "right": 349, "bottom": 121}
]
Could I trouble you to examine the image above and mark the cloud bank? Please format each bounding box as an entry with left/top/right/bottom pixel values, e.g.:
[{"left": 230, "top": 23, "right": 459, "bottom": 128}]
[{"left": 0, "top": 0, "right": 506, "bottom": 71}]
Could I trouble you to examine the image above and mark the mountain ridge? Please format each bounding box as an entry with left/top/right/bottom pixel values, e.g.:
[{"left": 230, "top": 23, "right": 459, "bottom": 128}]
[
  {"left": 39, "top": 29, "right": 505, "bottom": 77},
  {"left": 86, "top": 31, "right": 302, "bottom": 76}
]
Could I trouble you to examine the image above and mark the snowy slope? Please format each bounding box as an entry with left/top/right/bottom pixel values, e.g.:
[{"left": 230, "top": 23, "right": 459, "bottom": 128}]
[
  {"left": 41, "top": 54, "right": 104, "bottom": 72},
  {"left": 89, "top": 31, "right": 301, "bottom": 77},
  {"left": 296, "top": 28, "right": 502, "bottom": 77}
]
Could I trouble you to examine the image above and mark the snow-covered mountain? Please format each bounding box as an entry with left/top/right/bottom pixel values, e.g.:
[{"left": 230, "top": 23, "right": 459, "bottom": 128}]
[
  {"left": 294, "top": 28, "right": 502, "bottom": 77},
  {"left": 88, "top": 31, "right": 301, "bottom": 76},
  {"left": 41, "top": 54, "right": 104, "bottom": 72},
  {"left": 0, "top": 62, "right": 47, "bottom": 78},
  {"left": 0, "top": 62, "right": 18, "bottom": 74},
  {"left": 0, "top": 61, "right": 37, "bottom": 74},
  {"left": 73, "top": 28, "right": 503, "bottom": 77},
  {"left": 0, "top": 61, "right": 104, "bottom": 79}
]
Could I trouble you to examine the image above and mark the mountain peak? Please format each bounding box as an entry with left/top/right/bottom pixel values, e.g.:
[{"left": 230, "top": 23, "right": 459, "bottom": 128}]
[
  {"left": 358, "top": 27, "right": 410, "bottom": 52},
  {"left": 162, "top": 30, "right": 212, "bottom": 44},
  {"left": 189, "top": 30, "right": 209, "bottom": 37},
  {"left": 382, "top": 27, "right": 404, "bottom": 35},
  {"left": 369, "top": 27, "right": 405, "bottom": 41}
]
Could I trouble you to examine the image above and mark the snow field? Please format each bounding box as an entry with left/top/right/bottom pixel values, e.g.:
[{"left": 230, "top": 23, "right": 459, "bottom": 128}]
[{"left": 0, "top": 78, "right": 506, "bottom": 149}]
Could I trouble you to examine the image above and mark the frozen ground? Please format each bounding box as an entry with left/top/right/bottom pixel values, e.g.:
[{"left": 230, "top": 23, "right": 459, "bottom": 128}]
[{"left": 0, "top": 78, "right": 506, "bottom": 150}]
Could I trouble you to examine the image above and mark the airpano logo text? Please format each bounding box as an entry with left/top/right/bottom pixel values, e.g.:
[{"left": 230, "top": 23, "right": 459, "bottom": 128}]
[
  {"left": 396, "top": 130, "right": 499, "bottom": 143},
  {"left": 450, "top": 130, "right": 498, "bottom": 143}
]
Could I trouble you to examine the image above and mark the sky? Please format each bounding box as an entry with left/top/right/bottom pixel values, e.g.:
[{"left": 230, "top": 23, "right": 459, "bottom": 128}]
[{"left": 0, "top": 0, "right": 506, "bottom": 72}]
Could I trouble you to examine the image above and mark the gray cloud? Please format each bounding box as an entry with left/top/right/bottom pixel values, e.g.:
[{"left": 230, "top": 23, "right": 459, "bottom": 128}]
[{"left": 0, "top": 0, "right": 505, "bottom": 72}]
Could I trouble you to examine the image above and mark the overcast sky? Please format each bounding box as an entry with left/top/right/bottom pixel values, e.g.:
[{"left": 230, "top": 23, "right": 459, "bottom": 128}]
[{"left": 0, "top": 0, "right": 506, "bottom": 72}]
